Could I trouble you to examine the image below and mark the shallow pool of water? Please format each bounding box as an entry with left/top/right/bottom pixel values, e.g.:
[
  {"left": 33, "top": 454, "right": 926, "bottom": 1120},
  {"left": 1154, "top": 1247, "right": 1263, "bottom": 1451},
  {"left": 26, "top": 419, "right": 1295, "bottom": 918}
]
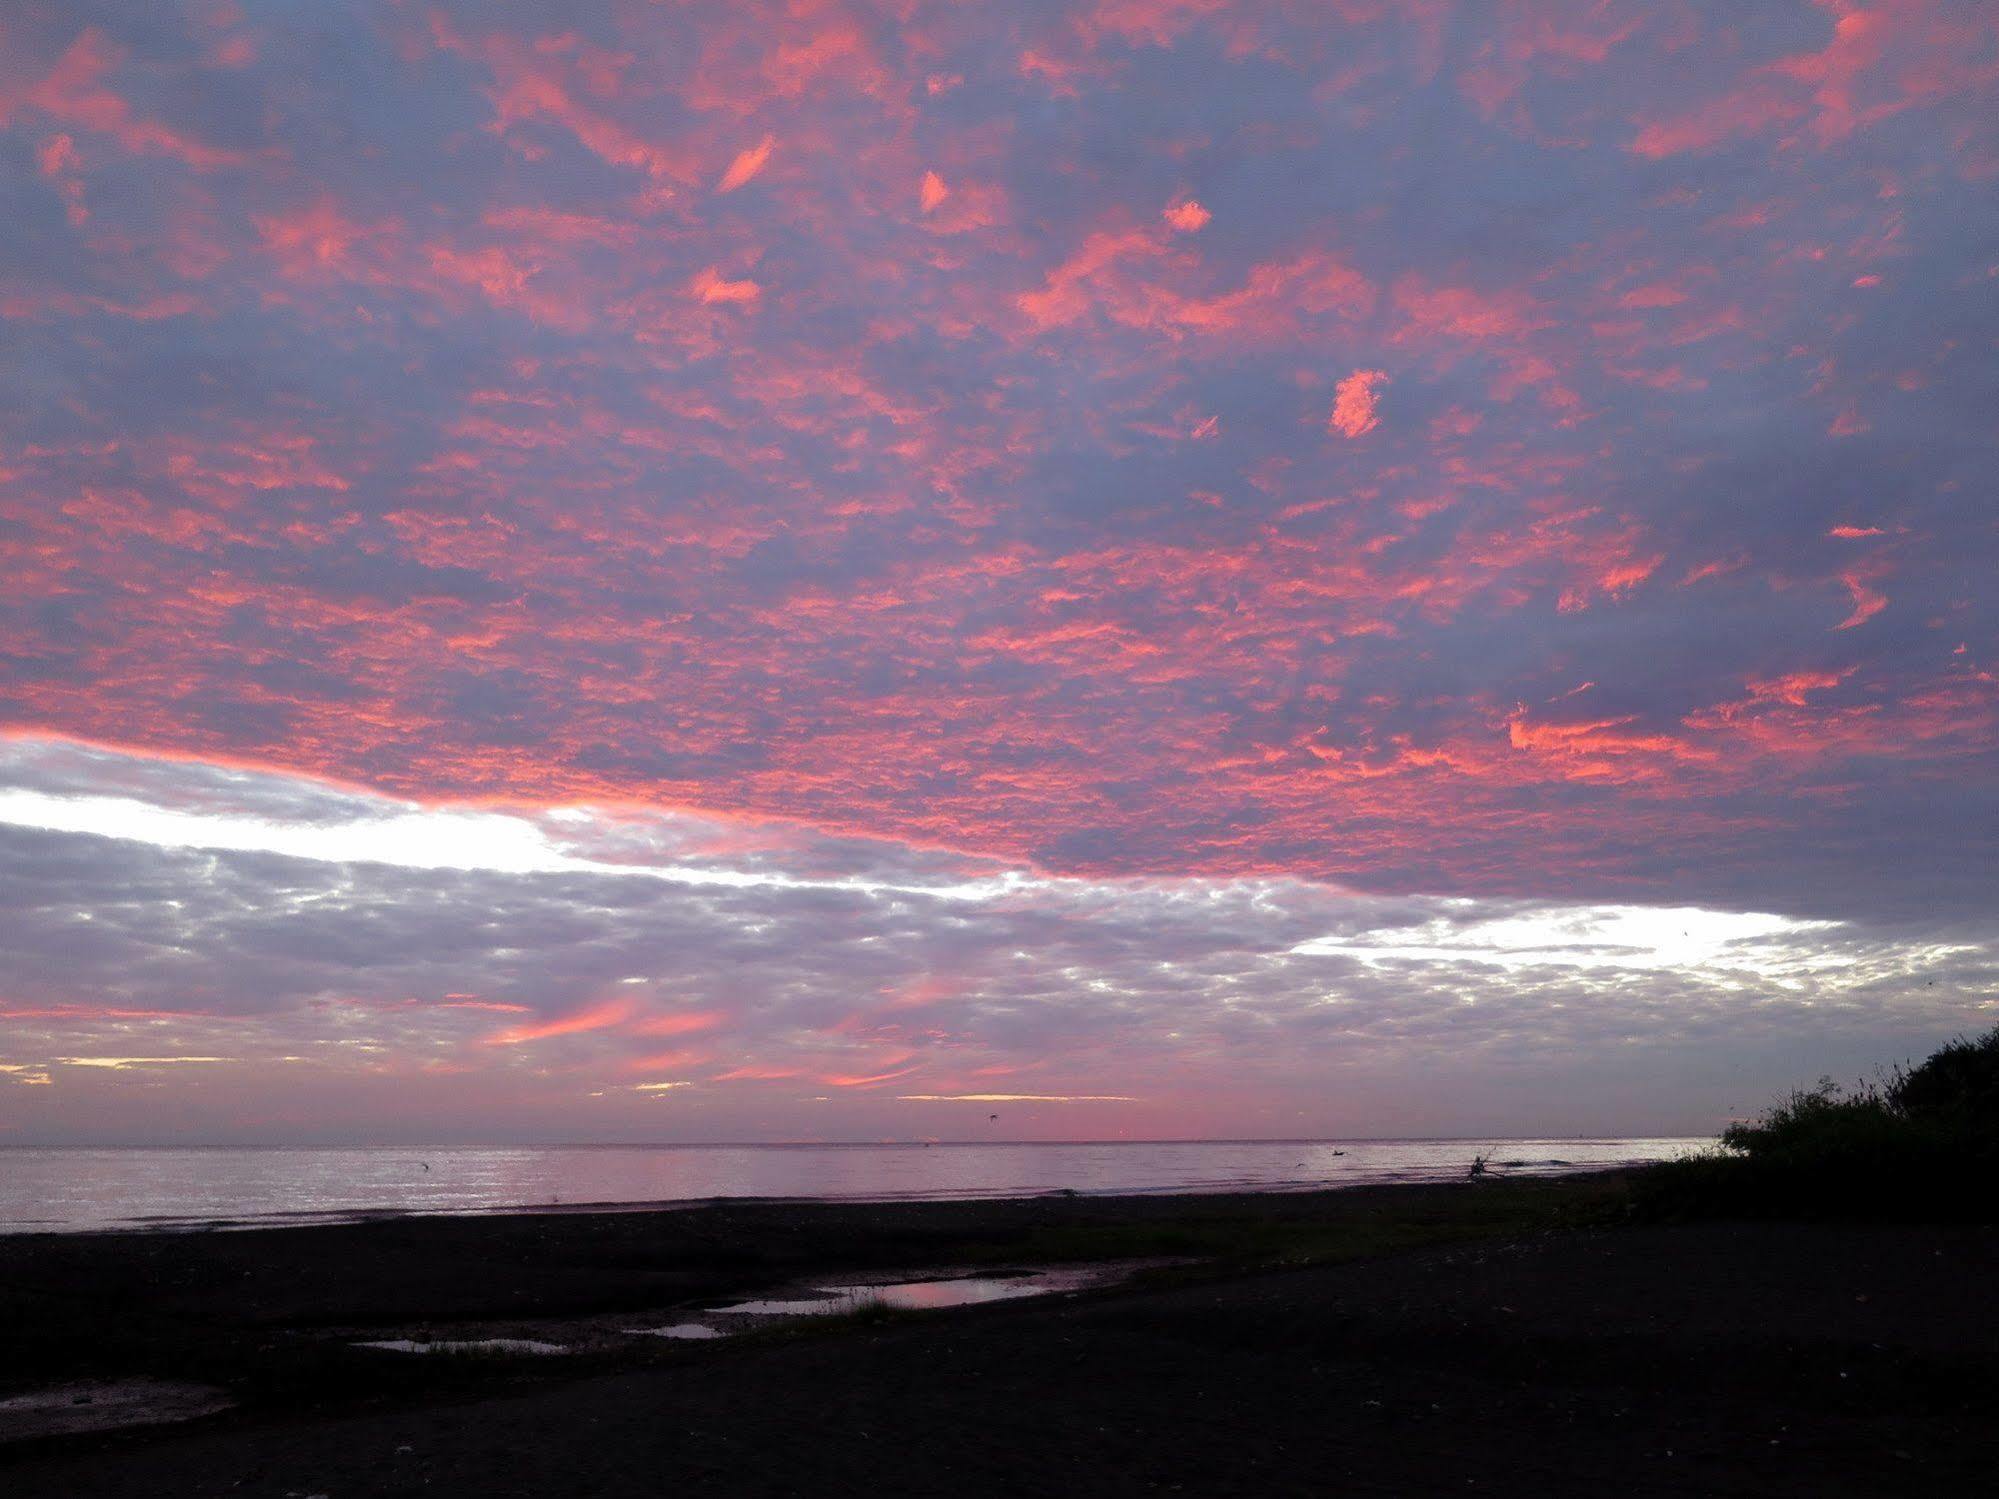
[
  {"left": 355, "top": 1337, "right": 567, "bottom": 1356},
  {"left": 713, "top": 1264, "right": 1124, "bottom": 1317}
]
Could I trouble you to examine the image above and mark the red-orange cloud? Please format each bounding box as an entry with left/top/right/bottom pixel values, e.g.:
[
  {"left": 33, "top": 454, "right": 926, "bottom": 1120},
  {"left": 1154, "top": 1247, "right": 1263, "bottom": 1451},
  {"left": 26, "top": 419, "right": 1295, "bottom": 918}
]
[{"left": 1329, "top": 369, "right": 1388, "bottom": 438}]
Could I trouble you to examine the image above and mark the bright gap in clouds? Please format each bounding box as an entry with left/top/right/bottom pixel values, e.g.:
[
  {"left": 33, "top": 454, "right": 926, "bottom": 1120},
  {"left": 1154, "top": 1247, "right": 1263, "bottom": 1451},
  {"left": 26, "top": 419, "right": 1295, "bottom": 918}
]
[
  {"left": 0, "top": 783, "right": 1009, "bottom": 900},
  {"left": 0, "top": 786, "right": 570, "bottom": 876},
  {"left": 1289, "top": 904, "right": 1850, "bottom": 979},
  {"left": 0, "top": 735, "right": 1985, "bottom": 1143}
]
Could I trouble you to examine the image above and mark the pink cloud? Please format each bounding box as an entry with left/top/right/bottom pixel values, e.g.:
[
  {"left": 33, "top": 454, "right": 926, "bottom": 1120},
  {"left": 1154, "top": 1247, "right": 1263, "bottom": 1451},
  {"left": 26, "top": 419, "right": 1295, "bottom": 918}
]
[
  {"left": 1629, "top": 0, "right": 1998, "bottom": 160},
  {"left": 429, "top": 17, "right": 697, "bottom": 183},
  {"left": 485, "top": 998, "right": 635, "bottom": 1045},
  {"left": 1329, "top": 369, "right": 1388, "bottom": 438},
  {"left": 34, "top": 131, "right": 88, "bottom": 224},
  {"left": 1079, "top": 0, "right": 1232, "bottom": 50},
  {"left": 1747, "top": 667, "right": 1855, "bottom": 706},
  {"left": 1015, "top": 227, "right": 1162, "bottom": 329},
  {"left": 1834, "top": 569, "right": 1888, "bottom": 630},
  {"left": 820, "top": 1062, "right": 923, "bottom": 1088},
  {"left": 716, "top": 133, "right": 776, "bottom": 193},
  {"left": 688, "top": 266, "right": 762, "bottom": 304},
  {"left": 3, "top": 28, "right": 250, "bottom": 170},
  {"left": 1394, "top": 276, "right": 1549, "bottom": 340},
  {"left": 255, "top": 196, "right": 399, "bottom": 280}
]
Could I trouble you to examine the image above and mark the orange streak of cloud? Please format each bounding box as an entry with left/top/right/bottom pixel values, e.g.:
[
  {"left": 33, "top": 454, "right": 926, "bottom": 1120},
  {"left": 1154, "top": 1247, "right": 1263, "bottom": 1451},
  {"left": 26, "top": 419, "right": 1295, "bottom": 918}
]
[
  {"left": 689, "top": 266, "right": 762, "bottom": 303},
  {"left": 1834, "top": 571, "right": 1887, "bottom": 630},
  {"left": 715, "top": 134, "right": 776, "bottom": 193},
  {"left": 484, "top": 997, "right": 634, "bottom": 1045}
]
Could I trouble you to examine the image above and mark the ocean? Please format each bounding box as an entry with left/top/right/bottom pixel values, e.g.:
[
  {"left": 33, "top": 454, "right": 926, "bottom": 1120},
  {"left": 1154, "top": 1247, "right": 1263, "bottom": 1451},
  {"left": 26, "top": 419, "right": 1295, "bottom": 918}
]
[{"left": 0, "top": 1137, "right": 1708, "bottom": 1232}]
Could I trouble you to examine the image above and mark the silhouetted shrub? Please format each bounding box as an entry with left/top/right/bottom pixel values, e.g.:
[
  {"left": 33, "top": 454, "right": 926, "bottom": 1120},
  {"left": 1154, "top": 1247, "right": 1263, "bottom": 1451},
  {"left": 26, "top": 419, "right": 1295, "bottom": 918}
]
[
  {"left": 1636, "top": 1027, "right": 1999, "bottom": 1222},
  {"left": 1889, "top": 1027, "right": 1999, "bottom": 1125}
]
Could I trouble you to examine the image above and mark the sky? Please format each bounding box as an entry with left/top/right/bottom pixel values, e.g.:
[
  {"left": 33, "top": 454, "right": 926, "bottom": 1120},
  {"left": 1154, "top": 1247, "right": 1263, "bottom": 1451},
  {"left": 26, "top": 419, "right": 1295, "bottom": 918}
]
[{"left": 1, "top": 0, "right": 1995, "bottom": 1145}]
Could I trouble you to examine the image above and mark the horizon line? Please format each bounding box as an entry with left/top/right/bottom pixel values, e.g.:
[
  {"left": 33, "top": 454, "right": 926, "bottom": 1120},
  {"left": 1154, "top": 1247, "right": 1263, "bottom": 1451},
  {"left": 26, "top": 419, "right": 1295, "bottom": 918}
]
[{"left": 0, "top": 1133, "right": 1717, "bottom": 1150}]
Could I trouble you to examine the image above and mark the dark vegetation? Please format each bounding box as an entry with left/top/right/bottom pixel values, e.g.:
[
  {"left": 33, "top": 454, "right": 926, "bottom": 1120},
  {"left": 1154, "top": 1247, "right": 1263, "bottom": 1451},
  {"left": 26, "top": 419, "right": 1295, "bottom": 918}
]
[{"left": 1637, "top": 1026, "right": 1999, "bottom": 1221}]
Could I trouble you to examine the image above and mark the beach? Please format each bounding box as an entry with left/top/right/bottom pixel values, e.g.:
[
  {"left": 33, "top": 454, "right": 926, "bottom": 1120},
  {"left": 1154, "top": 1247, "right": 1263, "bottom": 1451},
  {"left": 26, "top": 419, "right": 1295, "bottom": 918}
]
[{"left": 4, "top": 1173, "right": 1995, "bottom": 1495}]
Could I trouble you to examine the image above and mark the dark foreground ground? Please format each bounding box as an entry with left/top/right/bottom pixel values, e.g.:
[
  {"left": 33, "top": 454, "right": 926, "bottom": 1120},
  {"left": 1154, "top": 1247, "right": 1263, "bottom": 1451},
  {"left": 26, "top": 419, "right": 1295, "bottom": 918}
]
[{"left": 4, "top": 1177, "right": 1996, "bottom": 1496}]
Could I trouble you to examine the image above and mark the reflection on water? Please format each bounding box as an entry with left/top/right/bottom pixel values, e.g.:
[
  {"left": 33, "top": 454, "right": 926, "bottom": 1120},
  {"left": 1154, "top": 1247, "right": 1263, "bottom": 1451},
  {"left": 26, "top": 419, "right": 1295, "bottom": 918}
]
[
  {"left": 359, "top": 1265, "right": 1140, "bottom": 1357},
  {"left": 716, "top": 1264, "right": 1130, "bottom": 1318},
  {"left": 355, "top": 1337, "right": 567, "bottom": 1356},
  {"left": 0, "top": 1138, "right": 1710, "bottom": 1233},
  {"left": 825, "top": 1274, "right": 1065, "bottom": 1310},
  {"left": 712, "top": 1294, "right": 853, "bottom": 1316}
]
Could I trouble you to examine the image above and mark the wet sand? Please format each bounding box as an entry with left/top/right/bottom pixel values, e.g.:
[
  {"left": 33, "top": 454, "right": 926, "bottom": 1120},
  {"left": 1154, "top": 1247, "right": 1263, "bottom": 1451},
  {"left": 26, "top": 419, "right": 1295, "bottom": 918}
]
[{"left": 3, "top": 1176, "right": 1995, "bottom": 1495}]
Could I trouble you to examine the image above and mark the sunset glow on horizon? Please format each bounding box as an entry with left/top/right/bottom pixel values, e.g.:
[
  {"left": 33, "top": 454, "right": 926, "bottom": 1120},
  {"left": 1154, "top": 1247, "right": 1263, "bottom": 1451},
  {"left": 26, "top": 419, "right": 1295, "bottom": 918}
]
[{"left": 2, "top": 1, "right": 1995, "bottom": 1144}]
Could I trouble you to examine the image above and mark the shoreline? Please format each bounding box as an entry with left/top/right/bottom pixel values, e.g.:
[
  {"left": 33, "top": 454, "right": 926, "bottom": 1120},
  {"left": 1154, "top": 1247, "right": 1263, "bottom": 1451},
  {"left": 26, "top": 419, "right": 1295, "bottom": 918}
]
[
  {"left": 3, "top": 1140, "right": 1707, "bottom": 1237},
  {"left": 8, "top": 1162, "right": 1639, "bottom": 1238}
]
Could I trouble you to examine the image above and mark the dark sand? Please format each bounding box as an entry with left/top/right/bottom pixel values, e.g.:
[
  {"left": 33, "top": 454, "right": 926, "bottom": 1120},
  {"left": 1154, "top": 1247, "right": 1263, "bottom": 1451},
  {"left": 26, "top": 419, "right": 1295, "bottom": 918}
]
[{"left": 3, "top": 1177, "right": 1994, "bottom": 1495}]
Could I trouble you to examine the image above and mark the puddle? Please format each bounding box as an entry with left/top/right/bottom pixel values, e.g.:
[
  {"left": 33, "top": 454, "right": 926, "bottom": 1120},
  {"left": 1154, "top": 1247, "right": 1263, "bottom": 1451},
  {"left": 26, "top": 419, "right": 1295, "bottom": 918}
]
[
  {"left": 713, "top": 1265, "right": 1131, "bottom": 1318},
  {"left": 0, "top": 1380, "right": 234, "bottom": 1443},
  {"left": 344, "top": 1262, "right": 1168, "bottom": 1359},
  {"left": 710, "top": 1294, "right": 855, "bottom": 1316},
  {"left": 354, "top": 1338, "right": 568, "bottom": 1356}
]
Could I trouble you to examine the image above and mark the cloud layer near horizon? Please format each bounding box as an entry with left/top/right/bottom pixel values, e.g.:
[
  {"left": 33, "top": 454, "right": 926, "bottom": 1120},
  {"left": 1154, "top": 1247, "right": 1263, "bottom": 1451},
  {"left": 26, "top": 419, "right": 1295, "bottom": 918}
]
[
  {"left": 0, "top": 738, "right": 1988, "bottom": 1142},
  {"left": 2, "top": 2, "right": 1996, "bottom": 1139}
]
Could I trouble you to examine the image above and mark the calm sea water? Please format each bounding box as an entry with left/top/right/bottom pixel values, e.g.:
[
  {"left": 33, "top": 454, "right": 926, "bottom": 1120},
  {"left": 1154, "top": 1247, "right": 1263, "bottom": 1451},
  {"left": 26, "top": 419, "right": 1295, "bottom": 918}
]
[{"left": 0, "top": 1138, "right": 1708, "bottom": 1233}]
